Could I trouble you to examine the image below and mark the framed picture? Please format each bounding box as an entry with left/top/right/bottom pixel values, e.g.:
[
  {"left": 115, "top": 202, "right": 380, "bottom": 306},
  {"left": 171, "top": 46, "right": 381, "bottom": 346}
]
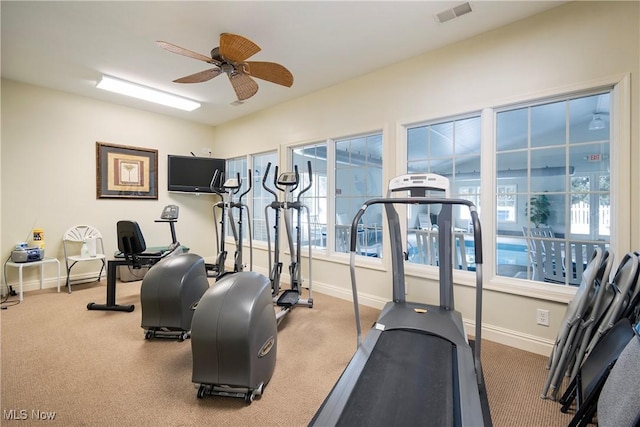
[{"left": 96, "top": 142, "right": 158, "bottom": 199}]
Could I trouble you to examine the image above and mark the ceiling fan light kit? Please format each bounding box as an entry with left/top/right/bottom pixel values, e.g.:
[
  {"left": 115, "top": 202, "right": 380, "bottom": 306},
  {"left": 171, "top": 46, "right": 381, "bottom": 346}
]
[
  {"left": 96, "top": 75, "right": 201, "bottom": 111},
  {"left": 157, "top": 33, "right": 294, "bottom": 101}
]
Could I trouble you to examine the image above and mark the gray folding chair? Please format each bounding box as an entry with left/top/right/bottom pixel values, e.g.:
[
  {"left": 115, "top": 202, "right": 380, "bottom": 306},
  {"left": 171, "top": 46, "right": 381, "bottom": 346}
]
[
  {"left": 559, "top": 318, "right": 635, "bottom": 427},
  {"left": 597, "top": 325, "right": 640, "bottom": 427},
  {"left": 568, "top": 250, "right": 615, "bottom": 380},
  {"left": 541, "top": 247, "right": 603, "bottom": 400},
  {"left": 583, "top": 253, "right": 640, "bottom": 357}
]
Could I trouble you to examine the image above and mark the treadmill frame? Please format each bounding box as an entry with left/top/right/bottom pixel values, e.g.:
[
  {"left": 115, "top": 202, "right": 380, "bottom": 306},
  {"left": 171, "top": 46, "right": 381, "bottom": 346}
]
[{"left": 310, "top": 173, "right": 487, "bottom": 426}]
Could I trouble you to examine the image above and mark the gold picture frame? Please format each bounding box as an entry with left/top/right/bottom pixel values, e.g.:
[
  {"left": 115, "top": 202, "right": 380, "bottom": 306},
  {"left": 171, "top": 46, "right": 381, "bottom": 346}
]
[{"left": 96, "top": 142, "right": 158, "bottom": 199}]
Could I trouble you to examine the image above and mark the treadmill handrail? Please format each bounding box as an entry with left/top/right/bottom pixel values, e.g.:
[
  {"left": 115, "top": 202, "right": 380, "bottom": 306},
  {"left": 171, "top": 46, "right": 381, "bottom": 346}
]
[
  {"left": 348, "top": 195, "right": 484, "bottom": 385},
  {"left": 348, "top": 197, "right": 482, "bottom": 263}
]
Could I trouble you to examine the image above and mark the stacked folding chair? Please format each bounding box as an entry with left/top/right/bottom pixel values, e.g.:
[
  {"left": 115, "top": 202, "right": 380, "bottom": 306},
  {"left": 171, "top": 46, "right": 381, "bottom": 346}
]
[
  {"left": 540, "top": 247, "right": 605, "bottom": 400},
  {"left": 582, "top": 253, "right": 639, "bottom": 357},
  {"left": 567, "top": 251, "right": 615, "bottom": 380},
  {"left": 559, "top": 318, "right": 634, "bottom": 427},
  {"left": 596, "top": 322, "right": 640, "bottom": 427},
  {"left": 542, "top": 250, "right": 640, "bottom": 426}
]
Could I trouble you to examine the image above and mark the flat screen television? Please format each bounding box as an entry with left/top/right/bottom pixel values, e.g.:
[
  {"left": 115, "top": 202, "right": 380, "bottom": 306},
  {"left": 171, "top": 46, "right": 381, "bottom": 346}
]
[{"left": 167, "top": 155, "right": 225, "bottom": 193}]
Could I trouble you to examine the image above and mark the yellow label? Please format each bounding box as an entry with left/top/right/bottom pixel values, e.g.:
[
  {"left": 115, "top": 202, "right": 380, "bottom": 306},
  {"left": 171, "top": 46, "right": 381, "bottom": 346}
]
[{"left": 32, "top": 228, "right": 45, "bottom": 248}]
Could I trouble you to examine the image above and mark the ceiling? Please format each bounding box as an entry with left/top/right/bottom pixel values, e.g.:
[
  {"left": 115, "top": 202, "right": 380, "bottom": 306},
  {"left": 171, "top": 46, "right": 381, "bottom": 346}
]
[{"left": 2, "top": 1, "right": 566, "bottom": 128}]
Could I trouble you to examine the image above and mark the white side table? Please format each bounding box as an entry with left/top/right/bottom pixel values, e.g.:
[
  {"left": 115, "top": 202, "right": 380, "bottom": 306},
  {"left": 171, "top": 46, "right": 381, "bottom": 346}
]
[{"left": 4, "top": 258, "right": 61, "bottom": 301}]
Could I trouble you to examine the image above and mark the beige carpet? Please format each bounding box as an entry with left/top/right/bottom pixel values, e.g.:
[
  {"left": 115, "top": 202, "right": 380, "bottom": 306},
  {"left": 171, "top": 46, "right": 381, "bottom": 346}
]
[{"left": 1, "top": 279, "right": 574, "bottom": 426}]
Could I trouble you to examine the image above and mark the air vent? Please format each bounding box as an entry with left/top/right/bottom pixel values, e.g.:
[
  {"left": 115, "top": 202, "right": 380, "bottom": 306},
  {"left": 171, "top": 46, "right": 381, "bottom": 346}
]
[{"left": 435, "top": 2, "right": 472, "bottom": 23}]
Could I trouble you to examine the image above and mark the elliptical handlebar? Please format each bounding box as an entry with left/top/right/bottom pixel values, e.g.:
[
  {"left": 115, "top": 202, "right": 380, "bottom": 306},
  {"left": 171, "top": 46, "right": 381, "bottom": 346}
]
[
  {"left": 238, "top": 169, "right": 252, "bottom": 202},
  {"left": 297, "top": 161, "right": 313, "bottom": 202},
  {"left": 262, "top": 163, "right": 278, "bottom": 201},
  {"left": 231, "top": 172, "right": 242, "bottom": 195},
  {"left": 209, "top": 169, "right": 224, "bottom": 196},
  {"left": 263, "top": 161, "right": 313, "bottom": 201},
  {"left": 273, "top": 165, "right": 282, "bottom": 192}
]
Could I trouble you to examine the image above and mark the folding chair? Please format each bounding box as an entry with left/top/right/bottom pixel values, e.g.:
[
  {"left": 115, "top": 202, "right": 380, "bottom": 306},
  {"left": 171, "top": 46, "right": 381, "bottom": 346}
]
[
  {"left": 541, "top": 247, "right": 604, "bottom": 400},
  {"left": 596, "top": 324, "right": 640, "bottom": 427},
  {"left": 559, "top": 318, "right": 635, "bottom": 427}
]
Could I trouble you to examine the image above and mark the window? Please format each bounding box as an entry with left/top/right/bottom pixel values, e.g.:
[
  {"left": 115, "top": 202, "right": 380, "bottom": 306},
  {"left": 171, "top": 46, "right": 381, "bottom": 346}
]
[
  {"left": 406, "top": 116, "right": 481, "bottom": 268},
  {"left": 335, "top": 133, "right": 383, "bottom": 256},
  {"left": 287, "top": 132, "right": 383, "bottom": 258},
  {"left": 495, "top": 92, "right": 611, "bottom": 285},
  {"left": 252, "top": 152, "right": 278, "bottom": 243},
  {"left": 497, "top": 184, "right": 517, "bottom": 223},
  {"left": 292, "top": 144, "right": 328, "bottom": 249}
]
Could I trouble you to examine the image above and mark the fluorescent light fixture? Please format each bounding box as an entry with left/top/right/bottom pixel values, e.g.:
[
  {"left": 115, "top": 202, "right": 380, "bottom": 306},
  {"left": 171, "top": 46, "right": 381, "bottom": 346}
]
[{"left": 96, "top": 75, "right": 200, "bottom": 112}]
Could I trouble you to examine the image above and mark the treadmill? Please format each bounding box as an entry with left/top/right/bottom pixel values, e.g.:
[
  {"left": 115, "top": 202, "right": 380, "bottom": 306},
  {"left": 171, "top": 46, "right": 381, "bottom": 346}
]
[{"left": 310, "top": 173, "right": 490, "bottom": 426}]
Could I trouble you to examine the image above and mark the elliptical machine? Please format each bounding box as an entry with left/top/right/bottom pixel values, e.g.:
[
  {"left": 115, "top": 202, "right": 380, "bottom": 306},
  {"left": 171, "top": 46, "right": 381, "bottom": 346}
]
[
  {"left": 205, "top": 170, "right": 253, "bottom": 279},
  {"left": 262, "top": 161, "right": 314, "bottom": 324}
]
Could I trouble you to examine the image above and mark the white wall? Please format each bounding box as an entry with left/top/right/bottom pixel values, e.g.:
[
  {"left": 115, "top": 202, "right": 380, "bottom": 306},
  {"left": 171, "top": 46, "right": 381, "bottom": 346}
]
[
  {"left": 2, "top": 1, "right": 638, "bottom": 354},
  {"left": 211, "top": 1, "right": 640, "bottom": 354},
  {"left": 1, "top": 80, "right": 219, "bottom": 287}
]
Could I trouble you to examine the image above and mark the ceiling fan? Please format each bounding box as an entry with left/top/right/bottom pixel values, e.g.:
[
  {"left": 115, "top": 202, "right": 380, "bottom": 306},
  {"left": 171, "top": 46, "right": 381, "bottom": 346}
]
[{"left": 157, "top": 33, "right": 293, "bottom": 101}]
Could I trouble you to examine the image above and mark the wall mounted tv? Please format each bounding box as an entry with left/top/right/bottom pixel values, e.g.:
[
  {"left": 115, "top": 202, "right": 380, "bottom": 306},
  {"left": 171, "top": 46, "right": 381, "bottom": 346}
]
[{"left": 167, "top": 155, "right": 225, "bottom": 194}]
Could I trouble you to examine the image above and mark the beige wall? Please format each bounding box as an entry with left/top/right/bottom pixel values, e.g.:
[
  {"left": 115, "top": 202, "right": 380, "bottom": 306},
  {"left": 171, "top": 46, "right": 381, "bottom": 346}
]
[
  {"left": 212, "top": 1, "right": 640, "bottom": 353},
  {"left": 1, "top": 1, "right": 638, "bottom": 354},
  {"left": 1, "top": 80, "right": 219, "bottom": 286}
]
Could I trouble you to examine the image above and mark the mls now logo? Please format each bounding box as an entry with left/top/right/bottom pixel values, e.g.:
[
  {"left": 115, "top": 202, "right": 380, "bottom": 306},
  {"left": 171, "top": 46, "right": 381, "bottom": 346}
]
[
  {"left": 3, "top": 409, "right": 57, "bottom": 420},
  {"left": 3, "top": 409, "right": 28, "bottom": 420}
]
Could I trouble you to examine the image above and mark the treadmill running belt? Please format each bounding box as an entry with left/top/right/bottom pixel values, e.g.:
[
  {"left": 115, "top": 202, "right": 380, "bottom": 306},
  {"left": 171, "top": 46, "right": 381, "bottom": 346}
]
[{"left": 337, "top": 329, "right": 456, "bottom": 426}]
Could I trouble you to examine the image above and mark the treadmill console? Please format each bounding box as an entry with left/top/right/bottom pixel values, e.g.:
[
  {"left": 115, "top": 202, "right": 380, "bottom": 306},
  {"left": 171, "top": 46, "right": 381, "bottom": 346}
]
[{"left": 388, "top": 173, "right": 449, "bottom": 197}]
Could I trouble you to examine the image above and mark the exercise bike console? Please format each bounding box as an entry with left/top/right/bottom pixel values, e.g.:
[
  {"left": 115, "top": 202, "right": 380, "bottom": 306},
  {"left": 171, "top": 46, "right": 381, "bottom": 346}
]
[{"left": 160, "top": 204, "right": 179, "bottom": 221}]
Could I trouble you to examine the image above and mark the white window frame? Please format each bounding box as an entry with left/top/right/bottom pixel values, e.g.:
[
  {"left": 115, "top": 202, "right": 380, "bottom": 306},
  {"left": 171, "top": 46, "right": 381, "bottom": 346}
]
[
  {"left": 284, "top": 130, "right": 385, "bottom": 265},
  {"left": 397, "top": 74, "right": 630, "bottom": 303},
  {"left": 484, "top": 74, "right": 631, "bottom": 303}
]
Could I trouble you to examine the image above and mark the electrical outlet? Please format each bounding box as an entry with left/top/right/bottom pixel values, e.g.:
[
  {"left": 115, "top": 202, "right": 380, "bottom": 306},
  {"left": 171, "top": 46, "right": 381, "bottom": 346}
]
[
  {"left": 201, "top": 147, "right": 212, "bottom": 156},
  {"left": 536, "top": 309, "right": 550, "bottom": 326}
]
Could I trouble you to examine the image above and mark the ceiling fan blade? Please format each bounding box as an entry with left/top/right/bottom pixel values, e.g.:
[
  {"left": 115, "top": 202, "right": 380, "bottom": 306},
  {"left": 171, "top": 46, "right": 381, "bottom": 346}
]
[
  {"left": 246, "top": 61, "right": 294, "bottom": 87},
  {"left": 228, "top": 73, "right": 259, "bottom": 101},
  {"left": 173, "top": 68, "right": 222, "bottom": 84},
  {"left": 156, "top": 41, "right": 219, "bottom": 65},
  {"left": 219, "top": 33, "right": 261, "bottom": 63}
]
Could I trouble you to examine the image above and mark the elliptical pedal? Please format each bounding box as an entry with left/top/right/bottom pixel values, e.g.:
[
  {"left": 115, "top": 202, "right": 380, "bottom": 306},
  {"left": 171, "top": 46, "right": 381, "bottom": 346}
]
[{"left": 277, "top": 290, "right": 300, "bottom": 307}]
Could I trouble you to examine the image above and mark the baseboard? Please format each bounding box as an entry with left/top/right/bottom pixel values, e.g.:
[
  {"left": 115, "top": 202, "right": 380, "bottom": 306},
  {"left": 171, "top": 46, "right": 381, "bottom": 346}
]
[
  {"left": 313, "top": 280, "right": 388, "bottom": 309},
  {"left": 14, "top": 267, "right": 554, "bottom": 356},
  {"left": 313, "top": 279, "right": 554, "bottom": 356},
  {"left": 463, "top": 320, "right": 554, "bottom": 356},
  {"left": 13, "top": 272, "right": 105, "bottom": 294}
]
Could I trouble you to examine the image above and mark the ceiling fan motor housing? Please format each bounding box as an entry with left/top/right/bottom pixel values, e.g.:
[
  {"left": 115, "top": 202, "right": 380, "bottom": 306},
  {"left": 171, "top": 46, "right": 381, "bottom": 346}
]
[{"left": 210, "top": 47, "right": 222, "bottom": 62}]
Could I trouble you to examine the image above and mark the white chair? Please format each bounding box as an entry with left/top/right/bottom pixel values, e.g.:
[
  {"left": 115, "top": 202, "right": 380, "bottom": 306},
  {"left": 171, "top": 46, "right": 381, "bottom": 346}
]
[
  {"left": 418, "top": 213, "right": 433, "bottom": 230},
  {"left": 62, "top": 225, "right": 106, "bottom": 293},
  {"left": 415, "top": 229, "right": 470, "bottom": 270},
  {"left": 415, "top": 229, "right": 438, "bottom": 265},
  {"left": 523, "top": 226, "right": 554, "bottom": 280}
]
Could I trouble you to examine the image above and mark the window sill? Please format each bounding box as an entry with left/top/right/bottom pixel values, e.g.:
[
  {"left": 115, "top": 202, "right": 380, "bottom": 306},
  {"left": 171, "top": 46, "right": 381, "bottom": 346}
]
[{"left": 404, "top": 262, "right": 575, "bottom": 304}]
